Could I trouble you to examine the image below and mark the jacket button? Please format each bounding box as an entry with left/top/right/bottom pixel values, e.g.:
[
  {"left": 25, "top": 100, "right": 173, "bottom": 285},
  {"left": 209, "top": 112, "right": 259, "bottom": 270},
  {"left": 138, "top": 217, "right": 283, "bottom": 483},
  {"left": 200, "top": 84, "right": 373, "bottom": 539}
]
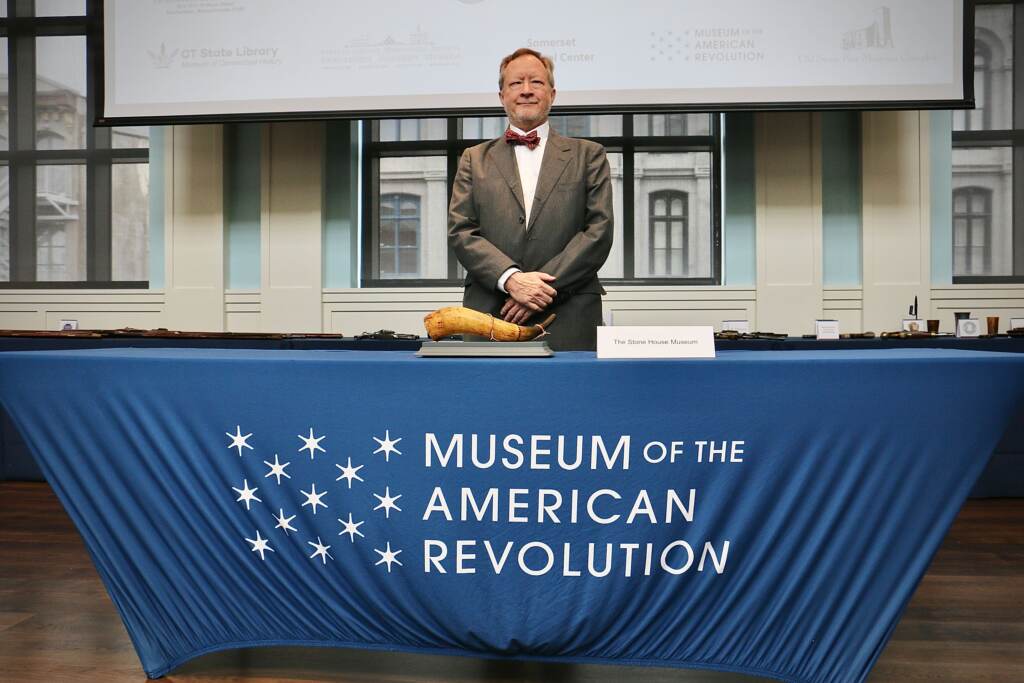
[{"left": 518, "top": 216, "right": 525, "bottom": 224}]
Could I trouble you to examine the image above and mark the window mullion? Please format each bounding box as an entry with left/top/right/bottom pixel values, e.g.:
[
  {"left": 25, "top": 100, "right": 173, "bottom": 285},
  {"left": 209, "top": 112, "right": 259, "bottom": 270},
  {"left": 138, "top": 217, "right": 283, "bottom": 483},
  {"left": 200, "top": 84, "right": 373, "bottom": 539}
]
[
  {"left": 1015, "top": 1, "right": 1024, "bottom": 276},
  {"left": 446, "top": 117, "right": 460, "bottom": 280},
  {"left": 1014, "top": 143, "right": 1024, "bottom": 275},
  {"left": 86, "top": 9, "right": 108, "bottom": 283},
  {"left": 711, "top": 112, "right": 723, "bottom": 284},
  {"left": 88, "top": 157, "right": 111, "bottom": 281},
  {"left": 622, "top": 114, "right": 635, "bottom": 280},
  {"left": 10, "top": 30, "right": 35, "bottom": 282},
  {"left": 362, "top": 149, "right": 379, "bottom": 283}
]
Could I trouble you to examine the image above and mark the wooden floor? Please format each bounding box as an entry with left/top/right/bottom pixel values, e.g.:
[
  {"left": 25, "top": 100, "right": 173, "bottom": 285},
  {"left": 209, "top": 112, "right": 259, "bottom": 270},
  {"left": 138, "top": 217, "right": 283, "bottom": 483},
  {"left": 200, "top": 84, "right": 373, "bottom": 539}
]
[{"left": 0, "top": 482, "right": 1021, "bottom": 683}]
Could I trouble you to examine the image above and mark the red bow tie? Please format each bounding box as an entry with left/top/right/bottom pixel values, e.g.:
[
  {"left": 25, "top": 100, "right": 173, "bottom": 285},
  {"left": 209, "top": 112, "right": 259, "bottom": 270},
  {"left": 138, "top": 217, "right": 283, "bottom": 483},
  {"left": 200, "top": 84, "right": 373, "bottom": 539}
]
[{"left": 504, "top": 128, "right": 540, "bottom": 150}]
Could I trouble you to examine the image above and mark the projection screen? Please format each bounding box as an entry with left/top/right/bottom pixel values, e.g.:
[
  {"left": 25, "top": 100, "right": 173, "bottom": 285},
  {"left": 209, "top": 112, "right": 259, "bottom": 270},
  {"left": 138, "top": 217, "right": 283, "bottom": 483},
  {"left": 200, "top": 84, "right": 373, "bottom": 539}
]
[{"left": 100, "top": 0, "right": 969, "bottom": 122}]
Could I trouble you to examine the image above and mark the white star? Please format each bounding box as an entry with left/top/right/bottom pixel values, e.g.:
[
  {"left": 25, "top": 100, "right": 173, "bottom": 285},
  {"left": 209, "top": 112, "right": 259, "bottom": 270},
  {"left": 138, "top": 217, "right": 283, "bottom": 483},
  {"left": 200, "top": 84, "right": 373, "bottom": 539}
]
[
  {"left": 232, "top": 479, "right": 262, "bottom": 510},
  {"left": 337, "top": 513, "right": 365, "bottom": 542},
  {"left": 298, "top": 428, "right": 326, "bottom": 460},
  {"left": 263, "top": 453, "right": 291, "bottom": 485},
  {"left": 273, "top": 508, "right": 297, "bottom": 535},
  {"left": 372, "top": 430, "right": 402, "bottom": 463},
  {"left": 334, "top": 457, "right": 364, "bottom": 488},
  {"left": 245, "top": 530, "right": 274, "bottom": 560},
  {"left": 372, "top": 486, "right": 402, "bottom": 518},
  {"left": 374, "top": 542, "right": 403, "bottom": 572},
  {"left": 300, "top": 483, "right": 328, "bottom": 514},
  {"left": 226, "top": 425, "right": 253, "bottom": 457},
  {"left": 308, "top": 536, "right": 333, "bottom": 565}
]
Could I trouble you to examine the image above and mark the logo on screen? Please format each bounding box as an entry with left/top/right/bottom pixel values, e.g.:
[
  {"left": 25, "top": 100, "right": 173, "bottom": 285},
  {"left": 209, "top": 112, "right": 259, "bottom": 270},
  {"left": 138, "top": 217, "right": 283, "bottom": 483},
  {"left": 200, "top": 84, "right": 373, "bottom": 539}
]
[
  {"left": 148, "top": 43, "right": 179, "bottom": 69},
  {"left": 842, "top": 7, "right": 894, "bottom": 50}
]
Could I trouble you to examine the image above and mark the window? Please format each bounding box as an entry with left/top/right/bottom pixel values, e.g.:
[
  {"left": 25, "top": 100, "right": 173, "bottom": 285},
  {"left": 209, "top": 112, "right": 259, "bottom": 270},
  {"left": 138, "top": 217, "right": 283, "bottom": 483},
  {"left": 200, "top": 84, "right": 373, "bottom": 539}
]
[
  {"left": 370, "top": 154, "right": 448, "bottom": 280},
  {"left": 952, "top": 2, "right": 1021, "bottom": 282},
  {"left": 957, "top": 41, "right": 992, "bottom": 132},
  {"left": 552, "top": 115, "right": 592, "bottom": 138},
  {"left": 362, "top": 113, "right": 720, "bottom": 285},
  {"left": 635, "top": 114, "right": 710, "bottom": 137},
  {"left": 634, "top": 151, "right": 712, "bottom": 279},
  {"left": 35, "top": 223, "right": 66, "bottom": 281},
  {"left": 953, "top": 186, "right": 993, "bottom": 275},
  {"left": 379, "top": 118, "right": 446, "bottom": 142},
  {"left": 648, "top": 190, "right": 689, "bottom": 276},
  {"left": 0, "top": 2, "right": 151, "bottom": 287},
  {"left": 379, "top": 193, "right": 421, "bottom": 278}
]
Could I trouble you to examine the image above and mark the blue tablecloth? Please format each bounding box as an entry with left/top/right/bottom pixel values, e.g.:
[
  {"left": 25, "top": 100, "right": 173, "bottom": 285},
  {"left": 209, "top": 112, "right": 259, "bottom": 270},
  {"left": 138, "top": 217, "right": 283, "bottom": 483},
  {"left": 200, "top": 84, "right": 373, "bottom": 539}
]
[{"left": 2, "top": 348, "right": 1023, "bottom": 682}]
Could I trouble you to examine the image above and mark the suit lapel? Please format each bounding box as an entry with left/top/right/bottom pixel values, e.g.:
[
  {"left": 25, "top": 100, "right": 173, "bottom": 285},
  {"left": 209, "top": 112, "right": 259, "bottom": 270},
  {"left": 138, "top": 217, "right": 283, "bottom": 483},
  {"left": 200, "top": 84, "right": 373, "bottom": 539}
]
[
  {"left": 486, "top": 140, "right": 526, "bottom": 214},
  {"left": 527, "top": 131, "right": 572, "bottom": 232}
]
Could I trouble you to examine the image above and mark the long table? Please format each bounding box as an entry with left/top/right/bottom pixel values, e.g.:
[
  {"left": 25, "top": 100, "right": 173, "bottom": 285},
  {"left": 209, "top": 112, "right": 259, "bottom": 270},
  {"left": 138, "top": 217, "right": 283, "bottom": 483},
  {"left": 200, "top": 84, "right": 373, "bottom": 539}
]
[
  {"left": 1, "top": 348, "right": 1023, "bottom": 682},
  {"left": 5, "top": 336, "right": 1024, "bottom": 494}
]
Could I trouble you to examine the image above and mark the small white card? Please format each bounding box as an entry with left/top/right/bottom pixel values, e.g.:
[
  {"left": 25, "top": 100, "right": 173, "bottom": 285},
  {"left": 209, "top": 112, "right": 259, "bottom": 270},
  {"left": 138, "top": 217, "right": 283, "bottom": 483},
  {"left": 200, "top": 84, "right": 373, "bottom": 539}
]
[
  {"left": 721, "top": 319, "right": 750, "bottom": 333},
  {"left": 59, "top": 319, "right": 79, "bottom": 330},
  {"left": 597, "top": 326, "right": 715, "bottom": 359},
  {"left": 956, "top": 318, "right": 981, "bottom": 338},
  {"left": 901, "top": 318, "right": 925, "bottom": 333},
  {"left": 1011, "top": 318, "right": 1024, "bottom": 330},
  {"left": 815, "top": 319, "right": 840, "bottom": 340}
]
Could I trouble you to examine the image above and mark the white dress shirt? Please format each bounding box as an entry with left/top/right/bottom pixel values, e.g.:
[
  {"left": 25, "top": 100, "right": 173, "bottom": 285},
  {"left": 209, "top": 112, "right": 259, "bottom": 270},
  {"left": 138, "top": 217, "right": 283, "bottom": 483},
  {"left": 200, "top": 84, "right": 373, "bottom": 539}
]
[{"left": 497, "top": 121, "right": 550, "bottom": 293}]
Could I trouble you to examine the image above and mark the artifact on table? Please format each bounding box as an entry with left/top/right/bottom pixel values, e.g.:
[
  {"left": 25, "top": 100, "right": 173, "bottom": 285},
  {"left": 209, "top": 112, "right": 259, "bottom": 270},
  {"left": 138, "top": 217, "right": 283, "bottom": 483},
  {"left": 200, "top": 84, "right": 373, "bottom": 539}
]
[
  {"left": 880, "top": 330, "right": 935, "bottom": 339},
  {"left": 424, "top": 306, "right": 555, "bottom": 342},
  {"left": 354, "top": 330, "right": 420, "bottom": 340},
  {"left": 714, "top": 331, "right": 789, "bottom": 340}
]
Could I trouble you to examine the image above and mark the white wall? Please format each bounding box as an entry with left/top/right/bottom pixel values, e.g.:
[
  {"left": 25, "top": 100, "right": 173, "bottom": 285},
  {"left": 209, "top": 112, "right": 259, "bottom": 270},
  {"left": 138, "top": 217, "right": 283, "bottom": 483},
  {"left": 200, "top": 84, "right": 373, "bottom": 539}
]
[{"left": 2, "top": 112, "right": 1023, "bottom": 335}]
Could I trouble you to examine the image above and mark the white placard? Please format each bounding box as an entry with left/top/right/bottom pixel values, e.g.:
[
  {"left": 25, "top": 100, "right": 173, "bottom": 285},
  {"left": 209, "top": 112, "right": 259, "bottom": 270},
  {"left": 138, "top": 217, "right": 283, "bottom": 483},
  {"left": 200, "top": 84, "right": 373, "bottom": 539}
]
[
  {"left": 721, "top": 320, "right": 750, "bottom": 333},
  {"left": 59, "top": 319, "right": 79, "bottom": 330},
  {"left": 956, "top": 318, "right": 981, "bottom": 338},
  {"left": 901, "top": 318, "right": 926, "bottom": 333},
  {"left": 815, "top": 319, "right": 840, "bottom": 340},
  {"left": 1010, "top": 317, "right": 1024, "bottom": 330},
  {"left": 597, "top": 326, "right": 715, "bottom": 359}
]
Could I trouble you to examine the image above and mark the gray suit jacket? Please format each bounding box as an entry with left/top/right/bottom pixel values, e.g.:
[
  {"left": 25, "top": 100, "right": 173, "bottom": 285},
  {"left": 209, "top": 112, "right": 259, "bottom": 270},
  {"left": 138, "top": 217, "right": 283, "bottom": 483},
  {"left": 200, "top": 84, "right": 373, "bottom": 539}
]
[{"left": 447, "top": 130, "right": 614, "bottom": 350}]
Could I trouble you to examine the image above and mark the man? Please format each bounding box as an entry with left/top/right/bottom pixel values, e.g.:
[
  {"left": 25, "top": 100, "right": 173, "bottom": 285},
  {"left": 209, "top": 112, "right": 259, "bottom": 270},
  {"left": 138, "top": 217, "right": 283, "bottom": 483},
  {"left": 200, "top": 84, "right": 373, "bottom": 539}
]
[{"left": 448, "top": 47, "right": 613, "bottom": 351}]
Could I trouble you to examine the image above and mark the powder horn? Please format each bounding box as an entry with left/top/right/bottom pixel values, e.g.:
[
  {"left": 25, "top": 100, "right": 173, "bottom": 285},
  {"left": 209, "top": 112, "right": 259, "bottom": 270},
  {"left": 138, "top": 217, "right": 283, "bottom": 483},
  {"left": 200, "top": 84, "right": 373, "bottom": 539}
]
[{"left": 423, "top": 306, "right": 555, "bottom": 342}]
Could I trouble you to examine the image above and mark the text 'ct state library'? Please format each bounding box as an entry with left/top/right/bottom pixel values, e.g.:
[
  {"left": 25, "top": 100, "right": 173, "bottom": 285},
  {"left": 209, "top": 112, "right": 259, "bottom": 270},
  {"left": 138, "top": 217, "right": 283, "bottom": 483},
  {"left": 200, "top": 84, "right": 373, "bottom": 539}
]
[{"left": 1, "top": 2, "right": 1023, "bottom": 683}]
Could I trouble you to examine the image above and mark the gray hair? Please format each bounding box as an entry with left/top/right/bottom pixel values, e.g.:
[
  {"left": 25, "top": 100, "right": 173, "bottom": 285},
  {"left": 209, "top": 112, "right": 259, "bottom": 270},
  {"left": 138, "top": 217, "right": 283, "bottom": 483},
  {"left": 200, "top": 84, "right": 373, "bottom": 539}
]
[{"left": 498, "top": 47, "right": 555, "bottom": 89}]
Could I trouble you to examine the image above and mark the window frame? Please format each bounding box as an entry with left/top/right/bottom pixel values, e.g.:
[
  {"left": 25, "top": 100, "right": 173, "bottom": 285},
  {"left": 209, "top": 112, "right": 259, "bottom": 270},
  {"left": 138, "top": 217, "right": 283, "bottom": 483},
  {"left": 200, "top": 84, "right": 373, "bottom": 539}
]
[
  {"left": 648, "top": 189, "right": 690, "bottom": 277},
  {"left": 0, "top": 0, "right": 150, "bottom": 289},
  {"left": 953, "top": 185, "right": 994, "bottom": 274},
  {"left": 378, "top": 191, "right": 422, "bottom": 279},
  {"left": 361, "top": 114, "right": 722, "bottom": 287},
  {"left": 953, "top": 0, "right": 1024, "bottom": 283}
]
